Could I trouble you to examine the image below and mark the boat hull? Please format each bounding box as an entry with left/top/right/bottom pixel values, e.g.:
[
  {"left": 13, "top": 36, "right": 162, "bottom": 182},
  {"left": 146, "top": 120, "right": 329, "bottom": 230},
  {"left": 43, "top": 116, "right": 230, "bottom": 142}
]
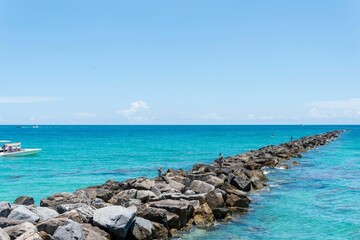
[{"left": 0, "top": 149, "right": 41, "bottom": 157}]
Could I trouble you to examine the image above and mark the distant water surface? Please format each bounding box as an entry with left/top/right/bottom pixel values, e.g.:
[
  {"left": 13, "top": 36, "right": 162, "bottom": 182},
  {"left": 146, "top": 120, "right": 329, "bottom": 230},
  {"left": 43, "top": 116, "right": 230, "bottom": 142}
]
[{"left": 0, "top": 125, "right": 358, "bottom": 239}]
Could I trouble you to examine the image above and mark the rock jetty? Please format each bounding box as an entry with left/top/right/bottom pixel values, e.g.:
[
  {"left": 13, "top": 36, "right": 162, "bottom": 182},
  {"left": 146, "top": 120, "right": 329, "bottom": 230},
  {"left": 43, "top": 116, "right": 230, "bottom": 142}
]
[{"left": 0, "top": 130, "right": 342, "bottom": 239}]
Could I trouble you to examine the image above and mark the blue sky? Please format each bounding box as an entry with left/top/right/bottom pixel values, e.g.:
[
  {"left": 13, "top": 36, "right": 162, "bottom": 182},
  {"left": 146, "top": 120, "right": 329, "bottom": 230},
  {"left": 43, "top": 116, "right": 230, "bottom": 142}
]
[{"left": 0, "top": 0, "right": 359, "bottom": 124}]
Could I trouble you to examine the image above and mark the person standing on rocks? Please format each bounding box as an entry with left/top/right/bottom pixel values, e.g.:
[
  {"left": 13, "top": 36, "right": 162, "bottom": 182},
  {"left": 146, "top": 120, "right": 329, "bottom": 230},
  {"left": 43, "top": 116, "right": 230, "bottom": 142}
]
[
  {"left": 217, "top": 153, "right": 224, "bottom": 172},
  {"left": 158, "top": 166, "right": 162, "bottom": 178}
]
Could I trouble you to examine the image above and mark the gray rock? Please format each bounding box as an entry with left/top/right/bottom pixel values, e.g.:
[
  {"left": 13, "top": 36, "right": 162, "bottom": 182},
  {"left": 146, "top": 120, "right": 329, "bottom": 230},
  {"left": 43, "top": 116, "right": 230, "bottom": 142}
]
[
  {"left": 0, "top": 228, "right": 10, "bottom": 240},
  {"left": 7, "top": 206, "right": 40, "bottom": 223},
  {"left": 0, "top": 202, "right": 11, "bottom": 218},
  {"left": 93, "top": 206, "right": 136, "bottom": 239},
  {"left": 151, "top": 222, "right": 168, "bottom": 240},
  {"left": 205, "top": 190, "right": 225, "bottom": 209},
  {"left": 35, "top": 207, "right": 59, "bottom": 221},
  {"left": 82, "top": 188, "right": 113, "bottom": 202},
  {"left": 230, "top": 176, "right": 252, "bottom": 192},
  {"left": 56, "top": 203, "right": 87, "bottom": 214},
  {"left": 127, "top": 178, "right": 155, "bottom": 190},
  {"left": 4, "top": 222, "right": 38, "bottom": 240},
  {"left": 190, "top": 180, "right": 215, "bottom": 194},
  {"left": 76, "top": 205, "right": 95, "bottom": 223},
  {"left": 128, "top": 217, "right": 154, "bottom": 240},
  {"left": 0, "top": 217, "right": 24, "bottom": 229},
  {"left": 212, "top": 208, "right": 231, "bottom": 220},
  {"left": 36, "top": 217, "right": 67, "bottom": 235},
  {"left": 136, "top": 190, "right": 158, "bottom": 202},
  {"left": 82, "top": 223, "right": 110, "bottom": 240},
  {"left": 90, "top": 198, "right": 105, "bottom": 209},
  {"left": 203, "top": 175, "right": 224, "bottom": 188},
  {"left": 149, "top": 199, "right": 194, "bottom": 228},
  {"left": 13, "top": 196, "right": 34, "bottom": 206},
  {"left": 52, "top": 220, "right": 84, "bottom": 240}
]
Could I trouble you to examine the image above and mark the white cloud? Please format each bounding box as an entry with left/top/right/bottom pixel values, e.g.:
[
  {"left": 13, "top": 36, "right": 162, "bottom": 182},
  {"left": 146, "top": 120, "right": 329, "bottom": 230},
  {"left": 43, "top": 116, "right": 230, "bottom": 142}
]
[
  {"left": 0, "top": 116, "right": 7, "bottom": 123},
  {"left": 117, "top": 100, "right": 151, "bottom": 122},
  {"left": 196, "top": 112, "right": 222, "bottom": 121},
  {"left": 0, "top": 96, "right": 57, "bottom": 104},
  {"left": 247, "top": 114, "right": 287, "bottom": 121},
  {"left": 308, "top": 98, "right": 360, "bottom": 120},
  {"left": 73, "top": 112, "right": 96, "bottom": 119}
]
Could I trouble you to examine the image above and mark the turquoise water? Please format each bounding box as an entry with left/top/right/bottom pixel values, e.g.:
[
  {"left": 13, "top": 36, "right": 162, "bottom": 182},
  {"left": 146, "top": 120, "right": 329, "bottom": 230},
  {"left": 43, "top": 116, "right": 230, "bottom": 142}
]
[{"left": 0, "top": 125, "right": 359, "bottom": 239}]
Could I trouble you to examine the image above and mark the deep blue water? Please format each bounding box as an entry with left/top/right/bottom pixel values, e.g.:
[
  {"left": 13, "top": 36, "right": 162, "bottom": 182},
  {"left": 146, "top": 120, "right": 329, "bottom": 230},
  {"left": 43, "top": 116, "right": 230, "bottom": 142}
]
[{"left": 0, "top": 125, "right": 359, "bottom": 239}]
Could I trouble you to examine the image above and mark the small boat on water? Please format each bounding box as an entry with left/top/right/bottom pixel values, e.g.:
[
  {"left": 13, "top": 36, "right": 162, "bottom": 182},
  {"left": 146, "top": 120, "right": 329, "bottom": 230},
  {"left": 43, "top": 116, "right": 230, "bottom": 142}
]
[{"left": 0, "top": 141, "right": 41, "bottom": 157}]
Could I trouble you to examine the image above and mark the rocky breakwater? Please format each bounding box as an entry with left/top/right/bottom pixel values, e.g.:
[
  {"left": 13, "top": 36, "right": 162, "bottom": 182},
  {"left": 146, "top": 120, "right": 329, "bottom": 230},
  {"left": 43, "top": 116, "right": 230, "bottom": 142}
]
[{"left": 0, "top": 130, "right": 342, "bottom": 240}]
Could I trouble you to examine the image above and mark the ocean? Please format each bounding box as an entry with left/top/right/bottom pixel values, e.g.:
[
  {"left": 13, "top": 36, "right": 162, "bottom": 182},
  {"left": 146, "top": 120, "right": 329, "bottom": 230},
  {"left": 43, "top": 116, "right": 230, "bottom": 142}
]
[{"left": 0, "top": 125, "right": 359, "bottom": 239}]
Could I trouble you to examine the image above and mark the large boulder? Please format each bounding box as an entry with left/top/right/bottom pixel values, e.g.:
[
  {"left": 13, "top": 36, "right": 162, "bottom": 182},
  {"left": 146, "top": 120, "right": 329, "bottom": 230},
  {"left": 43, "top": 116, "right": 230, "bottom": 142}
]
[
  {"left": 190, "top": 180, "right": 215, "bottom": 194},
  {"left": 203, "top": 175, "right": 224, "bottom": 188},
  {"left": 35, "top": 207, "right": 59, "bottom": 221},
  {"left": 137, "top": 207, "right": 167, "bottom": 226},
  {"left": 136, "top": 190, "right": 158, "bottom": 203},
  {"left": 212, "top": 208, "right": 231, "bottom": 220},
  {"left": 0, "top": 218, "right": 24, "bottom": 229},
  {"left": 193, "top": 203, "right": 214, "bottom": 227},
  {"left": 0, "top": 228, "right": 10, "bottom": 240},
  {"left": 230, "top": 176, "right": 252, "bottom": 192},
  {"left": 205, "top": 190, "right": 225, "bottom": 209},
  {"left": 0, "top": 202, "right": 11, "bottom": 218},
  {"left": 40, "top": 191, "right": 90, "bottom": 208},
  {"left": 7, "top": 206, "right": 40, "bottom": 223},
  {"left": 126, "top": 178, "right": 155, "bottom": 190},
  {"left": 36, "top": 218, "right": 68, "bottom": 235},
  {"left": 76, "top": 205, "right": 95, "bottom": 223},
  {"left": 4, "top": 222, "right": 38, "bottom": 240},
  {"left": 13, "top": 196, "right": 34, "bottom": 206},
  {"left": 82, "top": 223, "right": 110, "bottom": 240},
  {"left": 52, "top": 220, "right": 84, "bottom": 240},
  {"left": 82, "top": 188, "right": 113, "bottom": 202},
  {"left": 151, "top": 222, "right": 169, "bottom": 240},
  {"left": 56, "top": 203, "right": 87, "bottom": 214},
  {"left": 226, "top": 194, "right": 250, "bottom": 208},
  {"left": 149, "top": 199, "right": 194, "bottom": 228},
  {"left": 93, "top": 206, "right": 136, "bottom": 239},
  {"left": 127, "top": 217, "right": 154, "bottom": 240}
]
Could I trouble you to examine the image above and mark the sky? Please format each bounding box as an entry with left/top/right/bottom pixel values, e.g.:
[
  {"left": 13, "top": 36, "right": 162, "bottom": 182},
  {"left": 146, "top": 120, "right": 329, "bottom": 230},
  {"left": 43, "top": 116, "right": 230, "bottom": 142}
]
[{"left": 0, "top": 0, "right": 359, "bottom": 124}]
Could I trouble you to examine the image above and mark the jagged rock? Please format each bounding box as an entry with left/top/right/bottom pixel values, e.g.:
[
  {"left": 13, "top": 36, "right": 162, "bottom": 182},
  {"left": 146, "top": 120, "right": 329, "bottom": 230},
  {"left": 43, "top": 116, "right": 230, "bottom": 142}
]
[
  {"left": 203, "top": 175, "right": 224, "bottom": 188},
  {"left": 162, "top": 177, "right": 186, "bottom": 192},
  {"left": 128, "top": 217, "right": 154, "bottom": 240},
  {"left": 190, "top": 180, "right": 215, "bottom": 194},
  {"left": 82, "top": 188, "right": 113, "bottom": 202},
  {"left": 93, "top": 206, "right": 136, "bottom": 239},
  {"left": 0, "top": 228, "right": 10, "bottom": 240},
  {"left": 226, "top": 194, "right": 250, "bottom": 208},
  {"left": 150, "top": 186, "right": 162, "bottom": 197},
  {"left": 7, "top": 206, "right": 40, "bottom": 223},
  {"left": 4, "top": 222, "right": 38, "bottom": 240},
  {"left": 36, "top": 218, "right": 68, "bottom": 235},
  {"left": 137, "top": 207, "right": 167, "bottom": 226},
  {"left": 35, "top": 207, "right": 59, "bottom": 221},
  {"left": 52, "top": 220, "right": 84, "bottom": 240},
  {"left": 15, "top": 231, "right": 42, "bottom": 240},
  {"left": 91, "top": 198, "right": 106, "bottom": 209},
  {"left": 193, "top": 203, "right": 214, "bottom": 227},
  {"left": 38, "top": 231, "right": 51, "bottom": 240},
  {"left": 136, "top": 190, "right": 158, "bottom": 202},
  {"left": 212, "top": 208, "right": 231, "bottom": 220},
  {"left": 82, "top": 224, "right": 110, "bottom": 240},
  {"left": 125, "top": 199, "right": 142, "bottom": 207},
  {"left": 205, "top": 190, "right": 225, "bottom": 209},
  {"left": 40, "top": 191, "right": 91, "bottom": 209},
  {"left": 13, "top": 196, "right": 34, "bottom": 206},
  {"left": 101, "top": 179, "right": 124, "bottom": 191},
  {"left": 56, "top": 203, "right": 87, "bottom": 214},
  {"left": 0, "top": 218, "right": 24, "bottom": 229},
  {"left": 57, "top": 210, "right": 83, "bottom": 223},
  {"left": 76, "top": 205, "right": 95, "bottom": 223},
  {"left": 0, "top": 202, "right": 11, "bottom": 218},
  {"left": 250, "top": 176, "right": 265, "bottom": 190},
  {"left": 149, "top": 199, "right": 194, "bottom": 228},
  {"left": 152, "top": 222, "right": 169, "bottom": 239},
  {"left": 126, "top": 178, "right": 155, "bottom": 190},
  {"left": 230, "top": 176, "right": 252, "bottom": 192}
]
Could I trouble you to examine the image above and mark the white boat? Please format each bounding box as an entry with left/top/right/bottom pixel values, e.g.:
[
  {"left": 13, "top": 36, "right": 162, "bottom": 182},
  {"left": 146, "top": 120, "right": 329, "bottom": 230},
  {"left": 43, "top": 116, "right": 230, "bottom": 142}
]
[{"left": 0, "top": 142, "right": 41, "bottom": 157}]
